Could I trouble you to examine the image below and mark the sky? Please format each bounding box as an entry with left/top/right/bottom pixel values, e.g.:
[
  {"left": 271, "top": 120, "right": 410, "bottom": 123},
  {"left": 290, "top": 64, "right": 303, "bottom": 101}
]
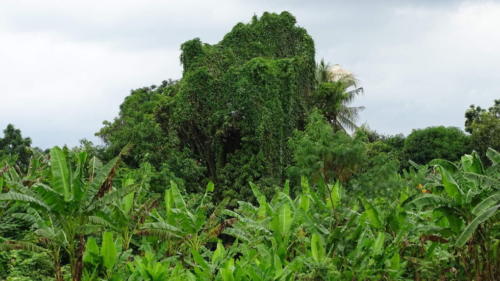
[{"left": 1, "top": 0, "right": 499, "bottom": 148}]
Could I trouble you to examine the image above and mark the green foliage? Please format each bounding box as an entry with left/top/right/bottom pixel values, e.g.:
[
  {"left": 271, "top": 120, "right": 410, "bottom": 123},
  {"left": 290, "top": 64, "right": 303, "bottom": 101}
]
[
  {"left": 1, "top": 146, "right": 499, "bottom": 280},
  {"left": 465, "top": 99, "right": 500, "bottom": 133},
  {"left": 467, "top": 101, "right": 500, "bottom": 161},
  {"left": 155, "top": 11, "right": 316, "bottom": 197},
  {"left": 348, "top": 127, "right": 403, "bottom": 198},
  {"left": 0, "top": 146, "right": 135, "bottom": 281},
  {"left": 288, "top": 110, "right": 366, "bottom": 184},
  {"left": 405, "top": 150, "right": 500, "bottom": 280},
  {"left": 403, "top": 126, "right": 471, "bottom": 165},
  {"left": 312, "top": 60, "right": 364, "bottom": 131},
  {"left": 0, "top": 250, "right": 53, "bottom": 281},
  {"left": 0, "top": 124, "right": 32, "bottom": 171}
]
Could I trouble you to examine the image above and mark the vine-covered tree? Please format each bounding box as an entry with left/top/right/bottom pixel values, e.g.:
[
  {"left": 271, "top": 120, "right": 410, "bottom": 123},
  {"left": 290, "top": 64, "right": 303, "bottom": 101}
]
[
  {"left": 96, "top": 12, "right": 365, "bottom": 199},
  {"left": 96, "top": 80, "right": 205, "bottom": 192},
  {"left": 155, "top": 11, "right": 316, "bottom": 198}
]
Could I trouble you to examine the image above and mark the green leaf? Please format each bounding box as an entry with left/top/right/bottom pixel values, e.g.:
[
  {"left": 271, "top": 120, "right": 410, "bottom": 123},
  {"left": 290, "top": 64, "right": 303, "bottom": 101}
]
[
  {"left": 273, "top": 254, "right": 283, "bottom": 278},
  {"left": 283, "top": 180, "right": 290, "bottom": 196},
  {"left": 50, "top": 147, "right": 72, "bottom": 201},
  {"left": 299, "top": 194, "right": 310, "bottom": 211},
  {"left": 165, "top": 188, "right": 174, "bottom": 216},
  {"left": 406, "top": 194, "right": 447, "bottom": 210},
  {"left": 456, "top": 204, "right": 499, "bottom": 247},
  {"left": 437, "top": 166, "right": 463, "bottom": 202},
  {"left": 472, "top": 192, "right": 500, "bottom": 216},
  {"left": 372, "top": 232, "right": 385, "bottom": 256},
  {"left": 387, "top": 252, "right": 400, "bottom": 271},
  {"left": 206, "top": 181, "right": 215, "bottom": 193},
  {"left": 301, "top": 176, "right": 310, "bottom": 193},
  {"left": 219, "top": 258, "right": 235, "bottom": 281},
  {"left": 211, "top": 240, "right": 225, "bottom": 264},
  {"left": 89, "top": 156, "right": 120, "bottom": 196},
  {"left": 363, "top": 200, "right": 382, "bottom": 229},
  {"left": 0, "top": 192, "right": 49, "bottom": 210},
  {"left": 121, "top": 192, "right": 135, "bottom": 215},
  {"left": 101, "top": 231, "right": 118, "bottom": 271},
  {"left": 486, "top": 148, "right": 500, "bottom": 165},
  {"left": 272, "top": 203, "right": 293, "bottom": 238},
  {"left": 250, "top": 182, "right": 267, "bottom": 218},
  {"left": 327, "top": 181, "right": 342, "bottom": 210},
  {"left": 311, "top": 233, "right": 326, "bottom": 263},
  {"left": 83, "top": 237, "right": 100, "bottom": 265},
  {"left": 191, "top": 248, "right": 209, "bottom": 271},
  {"left": 461, "top": 153, "right": 484, "bottom": 174},
  {"left": 169, "top": 180, "right": 186, "bottom": 209}
]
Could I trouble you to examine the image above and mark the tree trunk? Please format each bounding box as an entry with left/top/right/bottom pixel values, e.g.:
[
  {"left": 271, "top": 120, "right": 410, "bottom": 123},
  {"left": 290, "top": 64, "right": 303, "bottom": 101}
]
[
  {"left": 71, "top": 235, "right": 86, "bottom": 281},
  {"left": 53, "top": 250, "right": 63, "bottom": 281}
]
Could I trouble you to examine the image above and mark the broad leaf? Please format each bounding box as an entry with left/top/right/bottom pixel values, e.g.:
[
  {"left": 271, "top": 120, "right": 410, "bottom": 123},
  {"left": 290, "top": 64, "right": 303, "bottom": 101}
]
[
  {"left": 456, "top": 204, "right": 499, "bottom": 247},
  {"left": 311, "top": 232, "right": 326, "bottom": 263},
  {"left": 101, "top": 231, "right": 118, "bottom": 271},
  {"left": 50, "top": 147, "right": 72, "bottom": 201}
]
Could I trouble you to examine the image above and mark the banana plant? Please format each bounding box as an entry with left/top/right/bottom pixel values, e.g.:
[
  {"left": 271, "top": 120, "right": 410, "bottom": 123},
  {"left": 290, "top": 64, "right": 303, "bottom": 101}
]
[
  {"left": 405, "top": 149, "right": 500, "bottom": 280},
  {"left": 127, "top": 250, "right": 196, "bottom": 281},
  {"left": 0, "top": 146, "right": 134, "bottom": 281},
  {"left": 141, "top": 180, "right": 225, "bottom": 256},
  {"left": 90, "top": 163, "right": 158, "bottom": 251},
  {"left": 82, "top": 231, "right": 130, "bottom": 281}
]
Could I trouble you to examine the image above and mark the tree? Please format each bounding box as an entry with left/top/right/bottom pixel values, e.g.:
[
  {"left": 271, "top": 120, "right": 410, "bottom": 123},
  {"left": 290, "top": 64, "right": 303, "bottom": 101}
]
[
  {"left": 155, "top": 12, "right": 316, "bottom": 198},
  {"left": 96, "top": 81, "right": 206, "bottom": 193},
  {"left": 470, "top": 112, "right": 500, "bottom": 159},
  {"left": 465, "top": 100, "right": 500, "bottom": 160},
  {"left": 311, "top": 60, "right": 364, "bottom": 131},
  {"left": 465, "top": 99, "right": 500, "bottom": 133},
  {"left": 403, "top": 126, "right": 470, "bottom": 165},
  {"left": 0, "top": 124, "right": 32, "bottom": 170},
  {"left": 96, "top": 81, "right": 175, "bottom": 168},
  {"left": 288, "top": 110, "right": 366, "bottom": 184}
]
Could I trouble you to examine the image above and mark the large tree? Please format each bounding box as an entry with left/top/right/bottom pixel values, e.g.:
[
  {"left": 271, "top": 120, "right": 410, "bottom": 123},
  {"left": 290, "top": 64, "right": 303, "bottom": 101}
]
[{"left": 155, "top": 12, "right": 316, "bottom": 198}]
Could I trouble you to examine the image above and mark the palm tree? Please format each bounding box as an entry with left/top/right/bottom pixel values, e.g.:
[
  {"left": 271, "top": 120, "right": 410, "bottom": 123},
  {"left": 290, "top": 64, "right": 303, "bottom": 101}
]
[
  {"left": 312, "top": 59, "right": 364, "bottom": 131},
  {"left": 0, "top": 146, "right": 133, "bottom": 281}
]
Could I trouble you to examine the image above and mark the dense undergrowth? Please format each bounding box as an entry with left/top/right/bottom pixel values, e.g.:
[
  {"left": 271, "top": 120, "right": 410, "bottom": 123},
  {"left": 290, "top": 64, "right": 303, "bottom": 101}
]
[{"left": 0, "top": 147, "right": 499, "bottom": 280}]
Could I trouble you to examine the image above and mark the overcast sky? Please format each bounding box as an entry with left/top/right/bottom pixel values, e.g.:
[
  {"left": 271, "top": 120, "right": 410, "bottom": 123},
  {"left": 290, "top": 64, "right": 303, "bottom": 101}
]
[{"left": 1, "top": 0, "right": 499, "bottom": 148}]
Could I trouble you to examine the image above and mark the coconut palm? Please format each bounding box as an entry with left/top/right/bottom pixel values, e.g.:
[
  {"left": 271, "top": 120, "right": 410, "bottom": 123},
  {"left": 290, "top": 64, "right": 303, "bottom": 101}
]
[{"left": 312, "top": 59, "right": 364, "bottom": 131}]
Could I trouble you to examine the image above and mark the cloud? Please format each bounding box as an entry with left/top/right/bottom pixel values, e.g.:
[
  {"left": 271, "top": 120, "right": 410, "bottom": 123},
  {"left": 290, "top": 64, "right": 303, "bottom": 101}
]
[
  {"left": 343, "top": 1, "right": 500, "bottom": 134},
  {"left": 0, "top": 0, "right": 499, "bottom": 147},
  {"left": 0, "top": 28, "right": 180, "bottom": 147}
]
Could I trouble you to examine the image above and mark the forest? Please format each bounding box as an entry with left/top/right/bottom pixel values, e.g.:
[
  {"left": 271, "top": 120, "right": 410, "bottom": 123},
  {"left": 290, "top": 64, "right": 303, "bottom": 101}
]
[{"left": 1, "top": 12, "right": 499, "bottom": 281}]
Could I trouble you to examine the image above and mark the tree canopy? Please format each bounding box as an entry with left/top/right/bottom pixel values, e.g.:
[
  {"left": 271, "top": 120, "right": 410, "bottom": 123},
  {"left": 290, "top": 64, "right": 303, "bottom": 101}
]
[
  {"left": 0, "top": 124, "right": 32, "bottom": 170},
  {"left": 402, "top": 126, "right": 470, "bottom": 165}
]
